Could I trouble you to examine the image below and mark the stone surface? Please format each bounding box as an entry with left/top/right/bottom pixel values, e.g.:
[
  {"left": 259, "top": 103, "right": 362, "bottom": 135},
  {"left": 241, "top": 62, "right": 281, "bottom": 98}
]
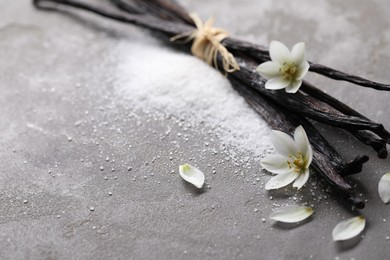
[{"left": 1, "top": 0, "right": 390, "bottom": 259}]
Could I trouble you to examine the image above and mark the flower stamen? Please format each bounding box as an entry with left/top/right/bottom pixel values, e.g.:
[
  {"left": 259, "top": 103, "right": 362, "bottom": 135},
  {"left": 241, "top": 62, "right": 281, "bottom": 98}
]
[
  {"left": 281, "top": 63, "right": 298, "bottom": 81},
  {"left": 287, "top": 152, "right": 304, "bottom": 173}
]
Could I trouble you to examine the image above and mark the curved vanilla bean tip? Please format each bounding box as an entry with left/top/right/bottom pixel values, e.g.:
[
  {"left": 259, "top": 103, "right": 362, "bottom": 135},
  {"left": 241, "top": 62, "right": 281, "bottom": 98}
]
[
  {"left": 347, "top": 196, "right": 365, "bottom": 209},
  {"left": 340, "top": 155, "right": 369, "bottom": 176},
  {"left": 350, "top": 130, "right": 388, "bottom": 158}
]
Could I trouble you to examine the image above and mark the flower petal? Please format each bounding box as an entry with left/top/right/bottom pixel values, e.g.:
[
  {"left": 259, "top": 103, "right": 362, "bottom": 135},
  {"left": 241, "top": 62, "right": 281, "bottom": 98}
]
[
  {"left": 270, "top": 206, "right": 313, "bottom": 223},
  {"left": 285, "top": 80, "right": 302, "bottom": 93},
  {"left": 296, "top": 61, "right": 310, "bottom": 80},
  {"left": 271, "top": 130, "right": 298, "bottom": 157},
  {"left": 378, "top": 172, "right": 390, "bottom": 204},
  {"left": 265, "top": 77, "right": 290, "bottom": 90},
  {"left": 293, "top": 169, "right": 310, "bottom": 190},
  {"left": 179, "top": 164, "right": 205, "bottom": 188},
  {"left": 291, "top": 42, "right": 305, "bottom": 65},
  {"left": 256, "top": 61, "right": 281, "bottom": 79},
  {"left": 305, "top": 145, "right": 313, "bottom": 169},
  {"left": 260, "top": 154, "right": 292, "bottom": 174},
  {"left": 332, "top": 216, "right": 366, "bottom": 241},
  {"left": 269, "top": 41, "right": 292, "bottom": 64},
  {"left": 265, "top": 172, "right": 298, "bottom": 190},
  {"left": 293, "top": 125, "right": 312, "bottom": 167}
]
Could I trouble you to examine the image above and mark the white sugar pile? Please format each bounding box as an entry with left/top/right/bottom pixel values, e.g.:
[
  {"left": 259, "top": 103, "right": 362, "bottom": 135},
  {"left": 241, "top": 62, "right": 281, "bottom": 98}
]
[{"left": 114, "top": 41, "right": 272, "bottom": 159}]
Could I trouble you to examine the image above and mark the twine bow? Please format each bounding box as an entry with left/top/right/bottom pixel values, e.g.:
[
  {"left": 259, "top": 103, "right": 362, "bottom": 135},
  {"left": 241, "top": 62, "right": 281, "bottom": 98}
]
[{"left": 170, "top": 13, "right": 240, "bottom": 73}]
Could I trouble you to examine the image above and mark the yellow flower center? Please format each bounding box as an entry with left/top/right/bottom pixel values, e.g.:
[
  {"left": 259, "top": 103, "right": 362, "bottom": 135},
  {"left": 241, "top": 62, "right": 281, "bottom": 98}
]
[
  {"left": 287, "top": 152, "right": 305, "bottom": 173},
  {"left": 280, "top": 63, "right": 298, "bottom": 81}
]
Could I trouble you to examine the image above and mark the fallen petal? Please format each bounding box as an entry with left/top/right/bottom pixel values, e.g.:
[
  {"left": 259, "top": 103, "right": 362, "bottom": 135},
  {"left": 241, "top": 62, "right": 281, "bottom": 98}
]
[
  {"left": 179, "top": 164, "right": 205, "bottom": 188},
  {"left": 332, "top": 216, "right": 366, "bottom": 241},
  {"left": 378, "top": 172, "right": 390, "bottom": 204},
  {"left": 270, "top": 206, "right": 313, "bottom": 223}
]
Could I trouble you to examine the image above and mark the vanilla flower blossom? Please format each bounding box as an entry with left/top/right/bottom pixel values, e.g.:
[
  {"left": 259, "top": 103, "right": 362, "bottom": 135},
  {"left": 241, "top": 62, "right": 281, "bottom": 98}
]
[
  {"left": 256, "top": 41, "right": 310, "bottom": 93},
  {"left": 261, "top": 126, "right": 313, "bottom": 190}
]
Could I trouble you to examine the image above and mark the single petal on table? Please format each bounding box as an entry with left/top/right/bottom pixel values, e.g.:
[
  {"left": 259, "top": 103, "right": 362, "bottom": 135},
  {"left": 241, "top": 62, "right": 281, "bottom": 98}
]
[
  {"left": 378, "top": 172, "right": 390, "bottom": 204},
  {"left": 285, "top": 80, "right": 302, "bottom": 93},
  {"left": 291, "top": 42, "right": 305, "bottom": 65},
  {"left": 265, "top": 77, "right": 290, "bottom": 90},
  {"left": 256, "top": 61, "right": 281, "bottom": 79},
  {"left": 179, "top": 164, "right": 205, "bottom": 189},
  {"left": 260, "top": 154, "right": 291, "bottom": 174},
  {"left": 269, "top": 40, "right": 292, "bottom": 64},
  {"left": 293, "top": 169, "right": 310, "bottom": 190},
  {"left": 271, "top": 130, "right": 297, "bottom": 157},
  {"left": 270, "top": 206, "right": 313, "bottom": 223},
  {"left": 265, "top": 172, "right": 298, "bottom": 190},
  {"left": 332, "top": 216, "right": 366, "bottom": 241},
  {"left": 296, "top": 61, "right": 310, "bottom": 80}
]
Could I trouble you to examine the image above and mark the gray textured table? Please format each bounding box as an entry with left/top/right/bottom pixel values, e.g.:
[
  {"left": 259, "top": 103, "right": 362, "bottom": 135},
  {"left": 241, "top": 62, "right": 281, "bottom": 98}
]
[{"left": 1, "top": 1, "right": 390, "bottom": 259}]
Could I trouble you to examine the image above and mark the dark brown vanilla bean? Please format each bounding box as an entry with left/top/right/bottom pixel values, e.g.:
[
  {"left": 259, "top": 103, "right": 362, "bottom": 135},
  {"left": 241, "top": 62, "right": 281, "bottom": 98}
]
[
  {"left": 301, "top": 82, "right": 381, "bottom": 123},
  {"left": 230, "top": 79, "right": 365, "bottom": 209},
  {"left": 341, "top": 156, "right": 369, "bottom": 177},
  {"left": 229, "top": 64, "right": 390, "bottom": 144},
  {"left": 350, "top": 130, "right": 387, "bottom": 158},
  {"left": 32, "top": 0, "right": 388, "bottom": 209},
  {"left": 299, "top": 82, "right": 389, "bottom": 158},
  {"left": 110, "top": 0, "right": 194, "bottom": 25},
  {"left": 222, "top": 37, "right": 390, "bottom": 91},
  {"left": 301, "top": 83, "right": 390, "bottom": 135}
]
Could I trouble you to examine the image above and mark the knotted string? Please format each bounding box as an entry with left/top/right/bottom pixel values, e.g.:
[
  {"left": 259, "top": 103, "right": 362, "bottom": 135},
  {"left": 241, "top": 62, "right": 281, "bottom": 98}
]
[{"left": 170, "top": 13, "right": 240, "bottom": 73}]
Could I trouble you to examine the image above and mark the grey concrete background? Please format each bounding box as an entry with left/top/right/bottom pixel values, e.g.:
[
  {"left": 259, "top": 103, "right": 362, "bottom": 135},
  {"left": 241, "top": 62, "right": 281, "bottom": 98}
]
[{"left": 1, "top": 0, "right": 390, "bottom": 259}]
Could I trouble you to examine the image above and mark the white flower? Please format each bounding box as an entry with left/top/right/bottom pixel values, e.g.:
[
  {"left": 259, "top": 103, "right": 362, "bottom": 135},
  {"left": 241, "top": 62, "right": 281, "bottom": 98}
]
[
  {"left": 378, "top": 172, "right": 390, "bottom": 204},
  {"left": 261, "top": 125, "right": 313, "bottom": 190},
  {"left": 256, "top": 41, "right": 310, "bottom": 93},
  {"left": 270, "top": 206, "right": 314, "bottom": 223},
  {"left": 179, "top": 164, "right": 205, "bottom": 188},
  {"left": 332, "top": 216, "right": 366, "bottom": 241}
]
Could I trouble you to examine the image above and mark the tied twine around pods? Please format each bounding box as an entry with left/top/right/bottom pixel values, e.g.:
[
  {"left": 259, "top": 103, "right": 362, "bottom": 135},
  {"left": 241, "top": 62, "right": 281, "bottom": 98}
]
[{"left": 170, "top": 13, "right": 240, "bottom": 73}]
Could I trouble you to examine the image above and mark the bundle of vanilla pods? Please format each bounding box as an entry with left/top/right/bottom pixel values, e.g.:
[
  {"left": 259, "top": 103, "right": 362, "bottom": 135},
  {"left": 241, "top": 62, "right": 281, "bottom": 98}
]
[{"left": 33, "top": 0, "right": 390, "bottom": 209}]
